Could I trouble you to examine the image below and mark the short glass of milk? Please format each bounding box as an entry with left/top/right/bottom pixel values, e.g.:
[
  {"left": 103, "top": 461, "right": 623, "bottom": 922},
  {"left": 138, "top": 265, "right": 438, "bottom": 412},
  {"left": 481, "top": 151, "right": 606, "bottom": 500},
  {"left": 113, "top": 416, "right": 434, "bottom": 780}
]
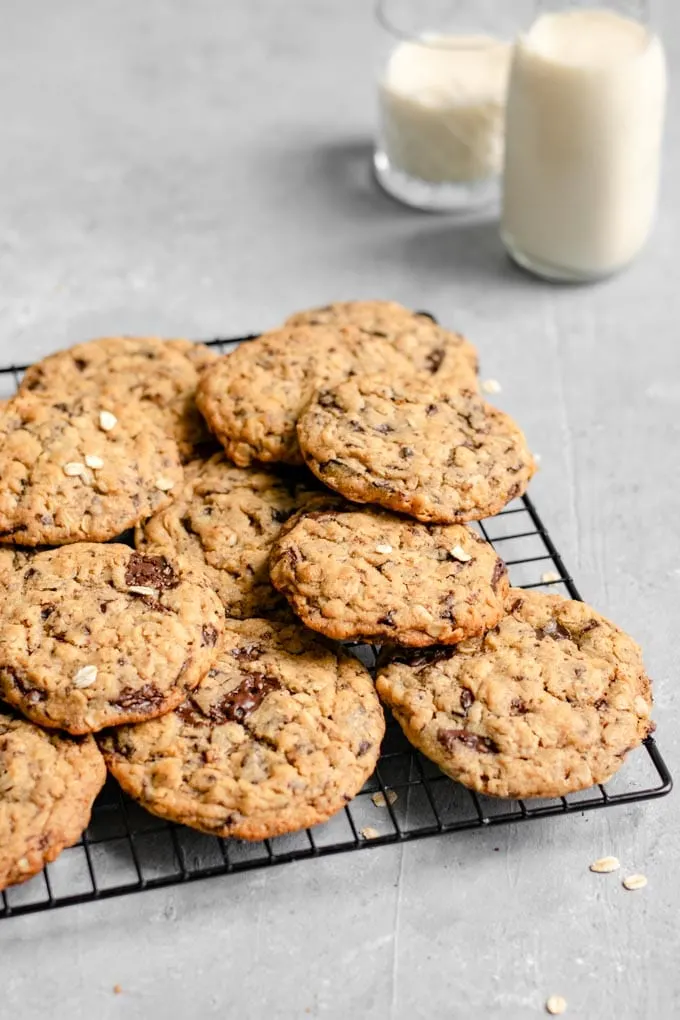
[
  {"left": 374, "top": 0, "right": 532, "bottom": 212},
  {"left": 501, "top": 2, "right": 667, "bottom": 281}
]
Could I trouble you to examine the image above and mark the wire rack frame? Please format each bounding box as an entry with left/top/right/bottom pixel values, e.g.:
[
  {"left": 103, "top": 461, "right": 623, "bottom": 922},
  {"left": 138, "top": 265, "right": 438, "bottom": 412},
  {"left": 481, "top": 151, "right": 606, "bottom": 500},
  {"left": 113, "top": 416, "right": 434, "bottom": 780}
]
[{"left": 0, "top": 333, "right": 672, "bottom": 919}]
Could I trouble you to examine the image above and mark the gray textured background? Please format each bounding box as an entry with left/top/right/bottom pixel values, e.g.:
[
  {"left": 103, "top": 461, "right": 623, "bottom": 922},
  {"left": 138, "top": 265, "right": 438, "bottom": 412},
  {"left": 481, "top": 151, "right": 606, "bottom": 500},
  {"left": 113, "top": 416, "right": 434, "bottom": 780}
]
[{"left": 0, "top": 2, "right": 678, "bottom": 1017}]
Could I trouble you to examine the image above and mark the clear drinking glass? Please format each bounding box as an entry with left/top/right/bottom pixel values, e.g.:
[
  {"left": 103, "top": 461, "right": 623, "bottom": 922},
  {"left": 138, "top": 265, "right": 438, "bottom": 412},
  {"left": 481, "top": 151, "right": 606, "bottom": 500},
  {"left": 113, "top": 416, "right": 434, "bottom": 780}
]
[
  {"left": 374, "top": 0, "right": 533, "bottom": 213},
  {"left": 501, "top": 0, "right": 666, "bottom": 281}
]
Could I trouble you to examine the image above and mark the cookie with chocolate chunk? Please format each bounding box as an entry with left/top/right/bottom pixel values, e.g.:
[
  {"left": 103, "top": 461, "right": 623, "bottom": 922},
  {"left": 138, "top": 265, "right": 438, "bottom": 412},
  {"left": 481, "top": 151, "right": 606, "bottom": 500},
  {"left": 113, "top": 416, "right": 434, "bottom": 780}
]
[
  {"left": 0, "top": 544, "right": 224, "bottom": 734},
  {"left": 19, "top": 336, "right": 218, "bottom": 462},
  {"left": 0, "top": 707, "right": 106, "bottom": 890},
  {"left": 0, "top": 394, "right": 182, "bottom": 546},
  {"left": 376, "top": 589, "right": 654, "bottom": 799},
  {"left": 285, "top": 300, "right": 479, "bottom": 389},
  {"left": 269, "top": 506, "right": 508, "bottom": 645},
  {"left": 98, "top": 618, "right": 385, "bottom": 840},
  {"left": 135, "top": 453, "right": 335, "bottom": 618},
  {"left": 196, "top": 324, "right": 418, "bottom": 467},
  {"left": 297, "top": 376, "right": 536, "bottom": 523}
]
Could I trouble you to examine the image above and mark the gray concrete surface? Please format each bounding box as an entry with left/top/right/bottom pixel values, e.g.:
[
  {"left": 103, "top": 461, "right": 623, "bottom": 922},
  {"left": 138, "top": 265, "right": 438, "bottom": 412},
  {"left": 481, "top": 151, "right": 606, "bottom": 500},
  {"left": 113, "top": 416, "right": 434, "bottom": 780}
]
[{"left": 0, "top": 1, "right": 679, "bottom": 1017}]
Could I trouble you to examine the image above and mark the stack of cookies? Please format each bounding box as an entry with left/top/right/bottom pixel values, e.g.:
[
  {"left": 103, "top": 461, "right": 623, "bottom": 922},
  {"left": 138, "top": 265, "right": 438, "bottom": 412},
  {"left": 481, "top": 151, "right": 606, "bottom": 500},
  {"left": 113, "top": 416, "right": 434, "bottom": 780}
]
[{"left": 0, "top": 303, "right": 654, "bottom": 891}]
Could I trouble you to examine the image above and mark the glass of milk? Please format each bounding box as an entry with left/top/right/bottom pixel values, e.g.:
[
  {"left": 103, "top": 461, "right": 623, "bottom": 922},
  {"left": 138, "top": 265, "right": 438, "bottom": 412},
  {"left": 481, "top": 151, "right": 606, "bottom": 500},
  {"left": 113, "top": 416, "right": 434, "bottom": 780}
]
[
  {"left": 374, "top": 0, "right": 533, "bottom": 212},
  {"left": 501, "top": 2, "right": 667, "bottom": 281}
]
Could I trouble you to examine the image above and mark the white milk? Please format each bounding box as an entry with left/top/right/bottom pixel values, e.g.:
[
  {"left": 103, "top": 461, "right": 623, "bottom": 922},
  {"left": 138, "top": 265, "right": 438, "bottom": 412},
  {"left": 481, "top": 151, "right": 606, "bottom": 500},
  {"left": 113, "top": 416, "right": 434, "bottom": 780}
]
[
  {"left": 501, "top": 9, "right": 667, "bottom": 280},
  {"left": 378, "top": 35, "right": 512, "bottom": 184}
]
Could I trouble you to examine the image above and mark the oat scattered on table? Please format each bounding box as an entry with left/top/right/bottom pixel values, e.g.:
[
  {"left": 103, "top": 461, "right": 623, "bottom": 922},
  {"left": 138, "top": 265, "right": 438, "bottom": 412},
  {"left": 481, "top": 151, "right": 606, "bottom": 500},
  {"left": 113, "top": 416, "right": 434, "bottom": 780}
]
[
  {"left": 360, "top": 826, "right": 380, "bottom": 840},
  {"left": 546, "top": 995, "right": 567, "bottom": 1015},
  {"left": 371, "top": 790, "right": 398, "bottom": 808},
  {"left": 589, "top": 856, "right": 620, "bottom": 874},
  {"left": 622, "top": 873, "right": 648, "bottom": 891}
]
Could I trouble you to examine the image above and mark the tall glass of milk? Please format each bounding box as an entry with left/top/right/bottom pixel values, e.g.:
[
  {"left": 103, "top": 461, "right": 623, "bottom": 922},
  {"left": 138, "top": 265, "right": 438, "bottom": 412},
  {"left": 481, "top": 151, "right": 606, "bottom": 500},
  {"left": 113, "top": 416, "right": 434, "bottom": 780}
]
[
  {"left": 374, "top": 1, "right": 533, "bottom": 212},
  {"left": 501, "top": 3, "right": 667, "bottom": 281}
]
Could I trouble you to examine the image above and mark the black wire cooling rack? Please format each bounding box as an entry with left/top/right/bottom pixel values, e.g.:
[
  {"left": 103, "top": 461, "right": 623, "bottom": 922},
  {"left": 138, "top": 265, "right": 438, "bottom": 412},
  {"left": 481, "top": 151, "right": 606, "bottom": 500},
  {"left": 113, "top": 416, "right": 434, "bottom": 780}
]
[{"left": 0, "top": 333, "right": 672, "bottom": 919}]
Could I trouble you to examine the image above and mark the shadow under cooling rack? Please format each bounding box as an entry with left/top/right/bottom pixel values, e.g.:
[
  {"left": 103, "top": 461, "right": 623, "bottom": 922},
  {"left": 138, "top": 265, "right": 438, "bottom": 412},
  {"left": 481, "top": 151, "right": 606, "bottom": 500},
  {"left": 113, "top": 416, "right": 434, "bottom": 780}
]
[{"left": 0, "top": 335, "right": 672, "bottom": 919}]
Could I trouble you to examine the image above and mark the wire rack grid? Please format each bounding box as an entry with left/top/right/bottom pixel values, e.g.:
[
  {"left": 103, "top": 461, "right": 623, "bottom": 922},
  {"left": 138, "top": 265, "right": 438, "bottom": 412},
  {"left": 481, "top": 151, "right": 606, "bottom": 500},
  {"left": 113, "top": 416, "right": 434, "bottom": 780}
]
[{"left": 0, "top": 333, "right": 671, "bottom": 919}]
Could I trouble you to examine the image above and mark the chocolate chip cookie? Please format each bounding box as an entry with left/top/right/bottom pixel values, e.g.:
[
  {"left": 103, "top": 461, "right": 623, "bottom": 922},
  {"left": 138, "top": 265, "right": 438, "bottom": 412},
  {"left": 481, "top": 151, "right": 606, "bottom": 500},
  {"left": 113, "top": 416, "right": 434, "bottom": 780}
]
[
  {"left": 196, "top": 324, "right": 420, "bottom": 467},
  {"left": 377, "top": 590, "right": 654, "bottom": 799},
  {"left": 269, "top": 506, "right": 508, "bottom": 645},
  {"left": 0, "top": 394, "right": 182, "bottom": 545},
  {"left": 19, "top": 336, "right": 218, "bottom": 462},
  {"left": 297, "top": 376, "right": 536, "bottom": 523},
  {"left": 0, "top": 544, "right": 224, "bottom": 734},
  {"left": 135, "top": 453, "right": 335, "bottom": 618},
  {"left": 285, "top": 300, "right": 479, "bottom": 389},
  {"left": 98, "top": 618, "right": 385, "bottom": 840},
  {"left": 0, "top": 707, "right": 106, "bottom": 890}
]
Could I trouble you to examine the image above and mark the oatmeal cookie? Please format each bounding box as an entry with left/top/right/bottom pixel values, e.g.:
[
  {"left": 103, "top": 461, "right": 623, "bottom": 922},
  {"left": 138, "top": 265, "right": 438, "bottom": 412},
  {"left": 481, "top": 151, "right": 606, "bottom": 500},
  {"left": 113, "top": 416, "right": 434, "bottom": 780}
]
[
  {"left": 376, "top": 589, "right": 654, "bottom": 798},
  {"left": 297, "top": 376, "right": 535, "bottom": 522},
  {"left": 0, "top": 708, "right": 106, "bottom": 890},
  {"left": 269, "top": 506, "right": 508, "bottom": 645},
  {"left": 285, "top": 300, "right": 478, "bottom": 388},
  {"left": 19, "top": 335, "right": 218, "bottom": 462},
  {"left": 0, "top": 394, "right": 182, "bottom": 545},
  {"left": 0, "top": 544, "right": 224, "bottom": 733},
  {"left": 99, "top": 618, "right": 385, "bottom": 840}
]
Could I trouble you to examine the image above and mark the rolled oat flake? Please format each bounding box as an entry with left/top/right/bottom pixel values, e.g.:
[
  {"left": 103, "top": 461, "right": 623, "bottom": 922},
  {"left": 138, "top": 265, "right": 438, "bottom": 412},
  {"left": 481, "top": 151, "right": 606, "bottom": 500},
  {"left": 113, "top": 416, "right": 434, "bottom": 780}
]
[
  {"left": 589, "top": 856, "right": 620, "bottom": 874},
  {"left": 546, "top": 995, "right": 567, "bottom": 1015},
  {"left": 622, "top": 873, "right": 648, "bottom": 891}
]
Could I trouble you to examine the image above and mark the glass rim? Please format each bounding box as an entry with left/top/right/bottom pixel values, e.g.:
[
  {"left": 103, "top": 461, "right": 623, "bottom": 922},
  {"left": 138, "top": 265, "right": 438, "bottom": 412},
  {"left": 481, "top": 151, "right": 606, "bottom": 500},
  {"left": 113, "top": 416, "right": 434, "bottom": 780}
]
[{"left": 374, "top": 0, "right": 509, "bottom": 48}]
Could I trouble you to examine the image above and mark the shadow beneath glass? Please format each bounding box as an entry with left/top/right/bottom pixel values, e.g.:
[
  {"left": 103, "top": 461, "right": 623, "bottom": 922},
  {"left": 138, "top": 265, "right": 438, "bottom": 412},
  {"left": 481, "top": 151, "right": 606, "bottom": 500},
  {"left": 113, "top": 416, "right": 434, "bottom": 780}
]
[
  {"left": 310, "top": 137, "right": 416, "bottom": 220},
  {"left": 372, "top": 217, "right": 531, "bottom": 285},
  {"left": 284, "top": 136, "right": 547, "bottom": 287}
]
